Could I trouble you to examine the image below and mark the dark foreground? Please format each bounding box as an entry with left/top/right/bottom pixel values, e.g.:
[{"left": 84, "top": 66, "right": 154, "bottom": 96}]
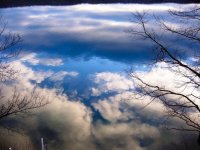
[{"left": 0, "top": 0, "right": 199, "bottom": 8}]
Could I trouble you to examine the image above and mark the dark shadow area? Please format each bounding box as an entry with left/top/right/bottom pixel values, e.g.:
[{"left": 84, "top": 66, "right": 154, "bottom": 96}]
[{"left": 0, "top": 0, "right": 199, "bottom": 8}]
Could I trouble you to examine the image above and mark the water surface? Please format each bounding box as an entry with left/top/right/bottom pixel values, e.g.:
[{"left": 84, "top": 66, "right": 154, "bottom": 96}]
[{"left": 0, "top": 3, "right": 199, "bottom": 150}]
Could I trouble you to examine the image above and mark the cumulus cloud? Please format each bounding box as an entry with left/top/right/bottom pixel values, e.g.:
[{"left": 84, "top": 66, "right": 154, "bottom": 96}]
[
  {"left": 7, "top": 56, "right": 79, "bottom": 92},
  {"left": 0, "top": 59, "right": 94, "bottom": 150},
  {"left": 1, "top": 61, "right": 161, "bottom": 150},
  {"left": 91, "top": 62, "right": 199, "bottom": 123},
  {"left": 7, "top": 60, "right": 53, "bottom": 91},
  {"left": 2, "top": 59, "right": 199, "bottom": 150},
  {"left": 0, "top": 59, "right": 174, "bottom": 150},
  {"left": 133, "top": 62, "right": 200, "bottom": 100},
  {"left": 93, "top": 91, "right": 165, "bottom": 124},
  {"left": 91, "top": 72, "right": 134, "bottom": 96},
  {"left": 30, "top": 96, "right": 94, "bottom": 150}
]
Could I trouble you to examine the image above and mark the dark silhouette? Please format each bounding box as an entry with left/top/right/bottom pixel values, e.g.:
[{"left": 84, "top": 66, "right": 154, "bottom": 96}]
[
  {"left": 198, "top": 132, "right": 200, "bottom": 145},
  {"left": 0, "top": 0, "right": 199, "bottom": 8}
]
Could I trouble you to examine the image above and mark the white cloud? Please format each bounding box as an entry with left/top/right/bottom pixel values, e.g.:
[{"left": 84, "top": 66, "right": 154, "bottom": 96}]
[
  {"left": 2, "top": 58, "right": 198, "bottom": 150},
  {"left": 9, "top": 60, "right": 53, "bottom": 90},
  {"left": 71, "top": 4, "right": 181, "bottom": 13},
  {"left": 21, "top": 53, "right": 63, "bottom": 66},
  {"left": 49, "top": 71, "right": 79, "bottom": 81},
  {"left": 93, "top": 97, "right": 132, "bottom": 123},
  {"left": 91, "top": 62, "right": 200, "bottom": 125},
  {"left": 0, "top": 58, "right": 94, "bottom": 150},
  {"left": 91, "top": 72, "right": 134, "bottom": 96},
  {"left": 5, "top": 4, "right": 198, "bottom": 46},
  {"left": 132, "top": 62, "right": 200, "bottom": 98},
  {"left": 93, "top": 91, "right": 165, "bottom": 123}
]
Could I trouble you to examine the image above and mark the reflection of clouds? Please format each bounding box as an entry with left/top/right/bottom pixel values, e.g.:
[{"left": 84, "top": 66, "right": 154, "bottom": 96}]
[
  {"left": 6, "top": 54, "right": 78, "bottom": 90},
  {"left": 3, "top": 4, "right": 198, "bottom": 44},
  {"left": 0, "top": 129, "right": 33, "bottom": 149},
  {"left": 0, "top": 3, "right": 199, "bottom": 150},
  {"left": 71, "top": 4, "right": 181, "bottom": 13},
  {"left": 21, "top": 53, "right": 63, "bottom": 66},
  {"left": 34, "top": 97, "right": 94, "bottom": 150},
  {"left": 91, "top": 62, "right": 200, "bottom": 127},
  {"left": 49, "top": 71, "right": 79, "bottom": 81},
  {"left": 89, "top": 63, "right": 199, "bottom": 149},
  {"left": 1, "top": 4, "right": 198, "bottom": 64},
  {"left": 93, "top": 122, "right": 160, "bottom": 150},
  {"left": 91, "top": 72, "right": 134, "bottom": 96},
  {"left": 93, "top": 92, "right": 135, "bottom": 122},
  {"left": 93, "top": 91, "right": 165, "bottom": 123},
  {"left": 4, "top": 4, "right": 196, "bottom": 29},
  {"left": 1, "top": 58, "right": 199, "bottom": 150},
  {"left": 2, "top": 59, "right": 164, "bottom": 150},
  {"left": 1, "top": 58, "right": 94, "bottom": 149},
  {"left": 133, "top": 62, "right": 200, "bottom": 98},
  {"left": 133, "top": 62, "right": 200, "bottom": 123},
  {"left": 0, "top": 58, "right": 180, "bottom": 150},
  {"left": 11, "top": 61, "right": 53, "bottom": 88}
]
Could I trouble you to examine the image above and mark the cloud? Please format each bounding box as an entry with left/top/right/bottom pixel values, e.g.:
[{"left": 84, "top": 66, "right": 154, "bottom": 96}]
[
  {"left": 21, "top": 53, "right": 63, "bottom": 66},
  {"left": 1, "top": 3, "right": 199, "bottom": 149},
  {"left": 0, "top": 59, "right": 170, "bottom": 150},
  {"left": 8, "top": 60, "right": 53, "bottom": 90},
  {"left": 70, "top": 3, "right": 182, "bottom": 13},
  {"left": 0, "top": 60, "right": 94, "bottom": 150},
  {"left": 31, "top": 96, "right": 94, "bottom": 150},
  {"left": 133, "top": 62, "right": 200, "bottom": 99},
  {"left": 92, "top": 121, "right": 160, "bottom": 150},
  {"left": 91, "top": 62, "right": 199, "bottom": 123},
  {"left": 91, "top": 72, "right": 134, "bottom": 96},
  {"left": 8, "top": 55, "right": 79, "bottom": 91},
  {"left": 49, "top": 71, "right": 79, "bottom": 81},
  {"left": 2, "top": 3, "right": 198, "bottom": 68},
  {"left": 1, "top": 58, "right": 199, "bottom": 150},
  {"left": 92, "top": 91, "right": 165, "bottom": 124}
]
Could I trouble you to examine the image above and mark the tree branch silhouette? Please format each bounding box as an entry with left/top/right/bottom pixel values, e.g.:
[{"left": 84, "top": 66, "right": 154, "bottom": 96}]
[
  {"left": 129, "top": 7, "right": 200, "bottom": 143},
  {"left": 0, "top": 17, "right": 48, "bottom": 122}
]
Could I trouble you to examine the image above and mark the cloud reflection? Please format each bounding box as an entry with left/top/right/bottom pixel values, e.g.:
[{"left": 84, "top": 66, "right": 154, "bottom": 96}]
[
  {"left": 21, "top": 53, "right": 64, "bottom": 66},
  {"left": 1, "top": 4, "right": 199, "bottom": 64},
  {"left": 1, "top": 49, "right": 199, "bottom": 150},
  {"left": 0, "top": 3, "right": 199, "bottom": 150}
]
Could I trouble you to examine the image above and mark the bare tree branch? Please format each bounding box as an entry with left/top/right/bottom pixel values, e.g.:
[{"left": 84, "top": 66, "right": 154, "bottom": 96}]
[{"left": 129, "top": 7, "right": 200, "bottom": 142}]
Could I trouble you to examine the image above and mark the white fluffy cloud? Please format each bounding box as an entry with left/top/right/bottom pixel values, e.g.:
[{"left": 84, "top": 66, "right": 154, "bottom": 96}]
[
  {"left": 91, "top": 72, "right": 134, "bottom": 96},
  {"left": 93, "top": 91, "right": 165, "bottom": 124},
  {"left": 1, "top": 59, "right": 168, "bottom": 150},
  {"left": 7, "top": 55, "right": 79, "bottom": 92},
  {"left": 132, "top": 62, "right": 200, "bottom": 103},
  {"left": 0, "top": 58, "right": 94, "bottom": 150},
  {"left": 2, "top": 58, "right": 199, "bottom": 150}
]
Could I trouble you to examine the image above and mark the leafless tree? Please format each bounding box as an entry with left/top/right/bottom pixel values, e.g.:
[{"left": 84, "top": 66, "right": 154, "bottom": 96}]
[
  {"left": 0, "top": 17, "right": 48, "bottom": 121},
  {"left": 128, "top": 6, "right": 200, "bottom": 144}
]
